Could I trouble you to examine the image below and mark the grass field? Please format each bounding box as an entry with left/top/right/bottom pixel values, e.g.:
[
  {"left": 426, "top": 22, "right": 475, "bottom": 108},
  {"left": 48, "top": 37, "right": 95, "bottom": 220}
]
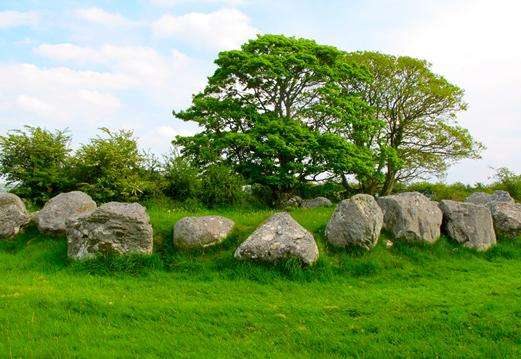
[{"left": 0, "top": 203, "right": 520, "bottom": 358}]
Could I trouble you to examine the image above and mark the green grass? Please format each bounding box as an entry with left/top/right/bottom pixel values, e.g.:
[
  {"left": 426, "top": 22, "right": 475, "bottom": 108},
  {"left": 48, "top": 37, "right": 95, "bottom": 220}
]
[{"left": 1, "top": 203, "right": 520, "bottom": 357}]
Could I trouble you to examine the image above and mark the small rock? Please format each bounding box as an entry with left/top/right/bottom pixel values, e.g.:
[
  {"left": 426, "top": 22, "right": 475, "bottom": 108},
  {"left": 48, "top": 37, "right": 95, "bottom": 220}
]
[
  {"left": 465, "top": 190, "right": 514, "bottom": 206},
  {"left": 325, "top": 194, "right": 383, "bottom": 249},
  {"left": 280, "top": 195, "right": 303, "bottom": 208},
  {"left": 37, "top": 191, "right": 96, "bottom": 234},
  {"left": 173, "top": 216, "right": 235, "bottom": 248},
  {"left": 385, "top": 240, "right": 393, "bottom": 248},
  {"left": 0, "top": 193, "right": 30, "bottom": 238},
  {"left": 234, "top": 212, "right": 318, "bottom": 265},
  {"left": 377, "top": 192, "right": 442, "bottom": 243},
  {"left": 301, "top": 197, "right": 333, "bottom": 208},
  {"left": 67, "top": 202, "right": 153, "bottom": 260},
  {"left": 439, "top": 200, "right": 496, "bottom": 251},
  {"left": 488, "top": 202, "right": 521, "bottom": 238}
]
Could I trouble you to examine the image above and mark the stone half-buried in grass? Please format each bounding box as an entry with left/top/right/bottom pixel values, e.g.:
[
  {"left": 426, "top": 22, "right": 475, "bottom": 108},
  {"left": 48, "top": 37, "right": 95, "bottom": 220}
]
[
  {"left": 234, "top": 212, "right": 319, "bottom": 265},
  {"left": 439, "top": 200, "right": 496, "bottom": 251},
  {"left": 66, "top": 202, "right": 153, "bottom": 260},
  {"left": 36, "top": 191, "right": 97, "bottom": 235},
  {"left": 326, "top": 194, "right": 383, "bottom": 250},
  {"left": 377, "top": 192, "right": 442, "bottom": 244},
  {"left": 173, "top": 215, "right": 235, "bottom": 249},
  {"left": 0, "top": 192, "right": 30, "bottom": 239}
]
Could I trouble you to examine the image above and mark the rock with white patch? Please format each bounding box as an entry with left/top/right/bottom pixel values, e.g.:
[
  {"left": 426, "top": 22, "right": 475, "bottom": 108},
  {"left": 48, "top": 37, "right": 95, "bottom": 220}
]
[{"left": 174, "top": 215, "right": 235, "bottom": 248}]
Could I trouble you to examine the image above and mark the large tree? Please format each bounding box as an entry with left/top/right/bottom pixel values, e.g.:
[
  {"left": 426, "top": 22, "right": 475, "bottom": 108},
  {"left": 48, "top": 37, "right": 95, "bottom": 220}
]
[
  {"left": 174, "top": 35, "right": 381, "bottom": 200},
  {"left": 344, "top": 52, "right": 484, "bottom": 195}
]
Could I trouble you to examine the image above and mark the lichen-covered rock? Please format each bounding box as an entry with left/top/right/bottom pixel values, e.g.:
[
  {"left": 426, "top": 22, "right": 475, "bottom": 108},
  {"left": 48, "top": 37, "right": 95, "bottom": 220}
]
[
  {"left": 377, "top": 192, "right": 442, "bottom": 243},
  {"left": 174, "top": 216, "right": 235, "bottom": 248},
  {"left": 301, "top": 197, "right": 333, "bottom": 208},
  {"left": 280, "top": 195, "right": 303, "bottom": 209},
  {"left": 66, "top": 202, "right": 153, "bottom": 260},
  {"left": 465, "top": 190, "right": 514, "bottom": 206},
  {"left": 326, "top": 194, "right": 383, "bottom": 249},
  {"left": 37, "top": 191, "right": 96, "bottom": 234},
  {"left": 488, "top": 202, "right": 521, "bottom": 238},
  {"left": 439, "top": 200, "right": 496, "bottom": 251},
  {"left": 234, "top": 212, "right": 318, "bottom": 265},
  {"left": 0, "top": 193, "right": 30, "bottom": 238}
]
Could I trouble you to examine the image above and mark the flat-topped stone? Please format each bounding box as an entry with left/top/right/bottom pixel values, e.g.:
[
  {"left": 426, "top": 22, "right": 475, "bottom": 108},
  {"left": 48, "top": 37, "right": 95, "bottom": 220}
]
[{"left": 174, "top": 215, "right": 235, "bottom": 248}]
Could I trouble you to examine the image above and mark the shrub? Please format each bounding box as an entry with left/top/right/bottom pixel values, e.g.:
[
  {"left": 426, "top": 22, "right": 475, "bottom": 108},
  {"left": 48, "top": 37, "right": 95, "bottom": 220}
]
[
  {"left": 0, "top": 126, "right": 72, "bottom": 204},
  {"left": 296, "top": 181, "right": 346, "bottom": 202},
  {"left": 491, "top": 167, "right": 521, "bottom": 201},
  {"left": 70, "top": 128, "right": 155, "bottom": 203},
  {"left": 163, "top": 154, "right": 201, "bottom": 202},
  {"left": 398, "top": 181, "right": 477, "bottom": 201},
  {"left": 199, "top": 164, "right": 245, "bottom": 207}
]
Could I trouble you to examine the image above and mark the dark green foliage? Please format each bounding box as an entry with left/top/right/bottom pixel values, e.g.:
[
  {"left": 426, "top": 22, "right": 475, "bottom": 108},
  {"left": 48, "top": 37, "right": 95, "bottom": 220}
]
[
  {"left": 199, "top": 164, "right": 245, "bottom": 207},
  {"left": 174, "top": 34, "right": 380, "bottom": 197},
  {"left": 296, "top": 181, "right": 347, "bottom": 202},
  {"left": 70, "top": 128, "right": 159, "bottom": 203},
  {"left": 163, "top": 155, "right": 201, "bottom": 202},
  {"left": 0, "top": 126, "right": 72, "bottom": 205},
  {"left": 399, "top": 181, "right": 479, "bottom": 201}
]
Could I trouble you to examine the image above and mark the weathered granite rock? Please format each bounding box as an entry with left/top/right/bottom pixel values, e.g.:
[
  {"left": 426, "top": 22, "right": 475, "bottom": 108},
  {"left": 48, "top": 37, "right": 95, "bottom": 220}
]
[
  {"left": 301, "top": 197, "right": 333, "bottom": 208},
  {"left": 234, "top": 212, "right": 318, "bottom": 265},
  {"left": 0, "top": 193, "right": 30, "bottom": 238},
  {"left": 488, "top": 202, "right": 521, "bottom": 238},
  {"left": 377, "top": 192, "right": 442, "bottom": 243},
  {"left": 66, "top": 202, "right": 153, "bottom": 260},
  {"left": 173, "top": 216, "right": 235, "bottom": 248},
  {"left": 439, "top": 200, "right": 496, "bottom": 251},
  {"left": 465, "top": 190, "right": 514, "bottom": 206},
  {"left": 326, "top": 194, "right": 383, "bottom": 249},
  {"left": 37, "top": 191, "right": 96, "bottom": 234}
]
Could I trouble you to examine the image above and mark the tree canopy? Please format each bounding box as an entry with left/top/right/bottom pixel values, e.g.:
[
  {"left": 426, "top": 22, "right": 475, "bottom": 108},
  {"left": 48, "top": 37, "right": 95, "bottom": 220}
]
[
  {"left": 174, "top": 34, "right": 381, "bottom": 200},
  {"left": 344, "top": 51, "right": 484, "bottom": 195}
]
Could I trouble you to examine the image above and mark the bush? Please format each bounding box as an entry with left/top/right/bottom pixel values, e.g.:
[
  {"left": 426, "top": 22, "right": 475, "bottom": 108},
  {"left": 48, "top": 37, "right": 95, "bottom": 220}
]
[
  {"left": 399, "top": 182, "right": 477, "bottom": 201},
  {"left": 70, "top": 128, "right": 157, "bottom": 203},
  {"left": 163, "top": 154, "right": 201, "bottom": 202},
  {"left": 0, "top": 126, "right": 72, "bottom": 205},
  {"left": 199, "top": 164, "right": 245, "bottom": 207},
  {"left": 296, "top": 181, "right": 346, "bottom": 202},
  {"left": 491, "top": 167, "right": 521, "bottom": 201}
]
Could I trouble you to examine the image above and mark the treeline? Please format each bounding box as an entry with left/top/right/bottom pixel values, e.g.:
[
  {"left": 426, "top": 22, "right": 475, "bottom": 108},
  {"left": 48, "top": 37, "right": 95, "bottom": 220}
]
[{"left": 0, "top": 126, "right": 519, "bottom": 208}]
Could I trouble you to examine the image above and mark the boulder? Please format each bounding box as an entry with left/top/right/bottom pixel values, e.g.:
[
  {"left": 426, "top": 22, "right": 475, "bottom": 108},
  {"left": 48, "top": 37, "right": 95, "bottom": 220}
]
[
  {"left": 325, "top": 194, "right": 383, "bottom": 249},
  {"left": 36, "top": 191, "right": 96, "bottom": 234},
  {"left": 0, "top": 193, "right": 30, "bottom": 238},
  {"left": 465, "top": 190, "right": 514, "bottom": 206},
  {"left": 234, "top": 212, "right": 318, "bottom": 265},
  {"left": 66, "top": 202, "right": 153, "bottom": 260},
  {"left": 439, "top": 200, "right": 496, "bottom": 251},
  {"left": 173, "top": 216, "right": 235, "bottom": 248},
  {"left": 301, "top": 197, "right": 333, "bottom": 208},
  {"left": 488, "top": 202, "right": 521, "bottom": 238},
  {"left": 377, "top": 192, "right": 442, "bottom": 243},
  {"left": 280, "top": 195, "right": 303, "bottom": 208}
]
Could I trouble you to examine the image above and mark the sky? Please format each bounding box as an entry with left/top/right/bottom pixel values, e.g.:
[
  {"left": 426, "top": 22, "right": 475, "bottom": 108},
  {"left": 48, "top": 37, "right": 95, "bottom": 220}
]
[{"left": 0, "top": 0, "right": 519, "bottom": 184}]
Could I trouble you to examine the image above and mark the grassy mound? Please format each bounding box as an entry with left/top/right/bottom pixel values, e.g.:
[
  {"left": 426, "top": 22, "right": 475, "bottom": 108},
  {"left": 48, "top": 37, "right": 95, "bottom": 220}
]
[{"left": 0, "top": 204, "right": 520, "bottom": 357}]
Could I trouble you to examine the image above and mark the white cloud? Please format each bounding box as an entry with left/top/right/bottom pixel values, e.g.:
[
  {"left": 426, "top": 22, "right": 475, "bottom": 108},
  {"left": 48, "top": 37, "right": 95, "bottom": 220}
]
[
  {"left": 35, "top": 43, "right": 99, "bottom": 63},
  {"left": 75, "top": 7, "right": 136, "bottom": 28},
  {"left": 0, "top": 10, "right": 39, "bottom": 28},
  {"left": 150, "top": 0, "right": 247, "bottom": 6},
  {"left": 152, "top": 8, "right": 258, "bottom": 51}
]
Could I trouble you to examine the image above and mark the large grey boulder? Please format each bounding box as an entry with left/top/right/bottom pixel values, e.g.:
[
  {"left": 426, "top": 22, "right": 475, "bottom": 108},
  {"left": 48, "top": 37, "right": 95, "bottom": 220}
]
[
  {"left": 301, "top": 197, "right": 333, "bottom": 208},
  {"left": 465, "top": 190, "right": 514, "bottom": 206},
  {"left": 37, "top": 191, "right": 96, "bottom": 234},
  {"left": 66, "top": 202, "right": 153, "bottom": 260},
  {"left": 439, "top": 200, "right": 496, "bottom": 251},
  {"left": 0, "top": 193, "right": 30, "bottom": 238},
  {"left": 377, "top": 192, "right": 442, "bottom": 243},
  {"left": 234, "top": 212, "right": 318, "bottom": 265},
  {"left": 488, "top": 202, "right": 521, "bottom": 238},
  {"left": 326, "top": 194, "right": 383, "bottom": 249},
  {"left": 174, "top": 216, "right": 235, "bottom": 248}
]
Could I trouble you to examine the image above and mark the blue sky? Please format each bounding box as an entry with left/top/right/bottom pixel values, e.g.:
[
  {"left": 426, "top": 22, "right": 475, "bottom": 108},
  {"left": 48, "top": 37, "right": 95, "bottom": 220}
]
[{"left": 1, "top": 0, "right": 520, "bottom": 183}]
